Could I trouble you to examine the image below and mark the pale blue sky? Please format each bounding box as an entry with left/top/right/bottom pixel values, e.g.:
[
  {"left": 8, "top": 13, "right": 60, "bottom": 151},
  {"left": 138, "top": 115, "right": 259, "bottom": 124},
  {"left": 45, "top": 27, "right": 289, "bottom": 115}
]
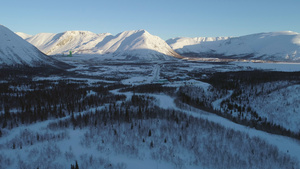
[{"left": 1, "top": 0, "right": 300, "bottom": 39}]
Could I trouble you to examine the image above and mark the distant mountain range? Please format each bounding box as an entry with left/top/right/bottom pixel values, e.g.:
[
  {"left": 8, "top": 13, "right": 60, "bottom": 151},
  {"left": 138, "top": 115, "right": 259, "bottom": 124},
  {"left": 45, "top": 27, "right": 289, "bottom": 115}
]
[
  {"left": 0, "top": 24, "right": 299, "bottom": 66},
  {"left": 18, "top": 29, "right": 300, "bottom": 62},
  {"left": 17, "top": 30, "right": 181, "bottom": 60}
]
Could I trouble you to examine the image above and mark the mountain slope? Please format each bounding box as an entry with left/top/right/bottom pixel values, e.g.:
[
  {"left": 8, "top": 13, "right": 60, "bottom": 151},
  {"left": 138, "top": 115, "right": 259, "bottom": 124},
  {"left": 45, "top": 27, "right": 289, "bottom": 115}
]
[
  {"left": 167, "top": 31, "right": 300, "bottom": 61},
  {"left": 21, "top": 30, "right": 181, "bottom": 60},
  {"left": 166, "top": 36, "right": 230, "bottom": 52},
  {"left": 15, "top": 32, "right": 32, "bottom": 39},
  {"left": 23, "top": 31, "right": 111, "bottom": 55},
  {"left": 0, "top": 25, "right": 58, "bottom": 66}
]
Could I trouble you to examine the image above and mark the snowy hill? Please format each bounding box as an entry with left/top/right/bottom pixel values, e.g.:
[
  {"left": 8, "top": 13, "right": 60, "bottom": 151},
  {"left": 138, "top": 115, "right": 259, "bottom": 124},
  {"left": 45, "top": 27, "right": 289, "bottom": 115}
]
[
  {"left": 167, "top": 31, "right": 300, "bottom": 62},
  {"left": 20, "top": 30, "right": 181, "bottom": 60},
  {"left": 0, "top": 25, "right": 58, "bottom": 66}
]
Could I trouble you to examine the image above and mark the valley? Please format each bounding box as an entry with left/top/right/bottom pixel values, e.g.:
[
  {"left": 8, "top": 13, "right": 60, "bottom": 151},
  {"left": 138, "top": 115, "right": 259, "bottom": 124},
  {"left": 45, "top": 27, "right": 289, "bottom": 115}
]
[
  {"left": 1, "top": 58, "right": 300, "bottom": 169},
  {"left": 1, "top": 24, "right": 300, "bottom": 169}
]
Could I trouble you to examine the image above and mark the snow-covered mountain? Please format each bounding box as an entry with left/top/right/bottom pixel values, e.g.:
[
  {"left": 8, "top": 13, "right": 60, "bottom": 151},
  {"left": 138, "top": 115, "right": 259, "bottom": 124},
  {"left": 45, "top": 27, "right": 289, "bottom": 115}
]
[
  {"left": 166, "top": 36, "right": 230, "bottom": 52},
  {"left": 17, "top": 28, "right": 300, "bottom": 62},
  {"left": 19, "top": 31, "right": 109, "bottom": 55},
  {"left": 167, "top": 31, "right": 300, "bottom": 61},
  {"left": 0, "top": 25, "right": 59, "bottom": 66},
  {"left": 18, "top": 30, "right": 182, "bottom": 60}
]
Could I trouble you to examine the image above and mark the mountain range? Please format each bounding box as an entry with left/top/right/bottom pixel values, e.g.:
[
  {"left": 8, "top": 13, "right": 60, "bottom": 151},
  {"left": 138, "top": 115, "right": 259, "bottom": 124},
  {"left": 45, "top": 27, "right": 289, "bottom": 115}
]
[
  {"left": 17, "top": 30, "right": 182, "bottom": 60},
  {"left": 17, "top": 29, "right": 300, "bottom": 62},
  {"left": 1, "top": 24, "right": 299, "bottom": 67}
]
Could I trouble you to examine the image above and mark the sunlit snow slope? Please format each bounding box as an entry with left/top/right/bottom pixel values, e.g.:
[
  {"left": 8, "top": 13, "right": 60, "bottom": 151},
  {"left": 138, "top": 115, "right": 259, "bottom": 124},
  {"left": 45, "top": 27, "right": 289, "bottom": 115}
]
[
  {"left": 0, "top": 25, "right": 55, "bottom": 66},
  {"left": 15, "top": 32, "right": 32, "bottom": 39},
  {"left": 167, "top": 31, "right": 300, "bottom": 61},
  {"left": 166, "top": 36, "right": 230, "bottom": 52},
  {"left": 18, "top": 30, "right": 181, "bottom": 60}
]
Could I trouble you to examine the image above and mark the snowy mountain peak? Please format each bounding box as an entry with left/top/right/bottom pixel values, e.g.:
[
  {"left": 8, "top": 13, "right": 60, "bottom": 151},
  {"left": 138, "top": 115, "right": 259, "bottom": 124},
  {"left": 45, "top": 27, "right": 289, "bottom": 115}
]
[
  {"left": 119, "top": 29, "right": 148, "bottom": 35},
  {"left": 92, "top": 29, "right": 181, "bottom": 59},
  {"left": 137, "top": 29, "right": 150, "bottom": 35},
  {"left": 98, "top": 32, "right": 112, "bottom": 36},
  {"left": 0, "top": 25, "right": 57, "bottom": 66},
  {"left": 60, "top": 30, "right": 98, "bottom": 38}
]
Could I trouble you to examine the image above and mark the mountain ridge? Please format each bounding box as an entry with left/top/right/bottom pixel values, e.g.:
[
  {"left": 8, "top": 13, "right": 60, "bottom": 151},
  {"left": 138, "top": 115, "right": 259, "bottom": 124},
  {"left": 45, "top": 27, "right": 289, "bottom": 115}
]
[
  {"left": 15, "top": 29, "right": 300, "bottom": 62},
  {"left": 166, "top": 31, "right": 300, "bottom": 61},
  {"left": 17, "top": 29, "right": 182, "bottom": 60}
]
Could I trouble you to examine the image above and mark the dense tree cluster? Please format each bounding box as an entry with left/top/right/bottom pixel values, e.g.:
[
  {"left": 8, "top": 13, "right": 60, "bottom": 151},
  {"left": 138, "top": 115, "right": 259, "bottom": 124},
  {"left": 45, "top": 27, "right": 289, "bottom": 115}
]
[
  {"left": 203, "top": 70, "right": 300, "bottom": 89},
  {"left": 0, "top": 66, "right": 70, "bottom": 81},
  {"left": 0, "top": 80, "right": 126, "bottom": 133}
]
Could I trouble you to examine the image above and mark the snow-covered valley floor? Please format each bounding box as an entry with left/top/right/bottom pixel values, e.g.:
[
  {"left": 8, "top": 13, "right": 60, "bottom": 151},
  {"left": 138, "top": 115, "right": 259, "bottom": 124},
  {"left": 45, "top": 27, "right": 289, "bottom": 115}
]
[{"left": 1, "top": 59, "right": 300, "bottom": 169}]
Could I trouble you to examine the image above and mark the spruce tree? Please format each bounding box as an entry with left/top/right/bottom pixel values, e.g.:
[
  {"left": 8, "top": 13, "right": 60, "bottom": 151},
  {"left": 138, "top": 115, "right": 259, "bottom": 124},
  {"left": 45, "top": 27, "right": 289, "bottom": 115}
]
[
  {"left": 71, "top": 161, "right": 79, "bottom": 169},
  {"left": 150, "top": 141, "right": 154, "bottom": 148},
  {"left": 75, "top": 161, "right": 79, "bottom": 169}
]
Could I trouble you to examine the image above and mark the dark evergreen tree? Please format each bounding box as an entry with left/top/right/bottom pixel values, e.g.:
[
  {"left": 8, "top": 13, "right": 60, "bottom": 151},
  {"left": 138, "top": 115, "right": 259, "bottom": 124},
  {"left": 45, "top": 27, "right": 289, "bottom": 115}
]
[
  {"left": 2, "top": 119, "right": 7, "bottom": 128},
  {"left": 150, "top": 141, "right": 154, "bottom": 148},
  {"left": 71, "top": 161, "right": 79, "bottom": 169},
  {"left": 75, "top": 161, "right": 79, "bottom": 169}
]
